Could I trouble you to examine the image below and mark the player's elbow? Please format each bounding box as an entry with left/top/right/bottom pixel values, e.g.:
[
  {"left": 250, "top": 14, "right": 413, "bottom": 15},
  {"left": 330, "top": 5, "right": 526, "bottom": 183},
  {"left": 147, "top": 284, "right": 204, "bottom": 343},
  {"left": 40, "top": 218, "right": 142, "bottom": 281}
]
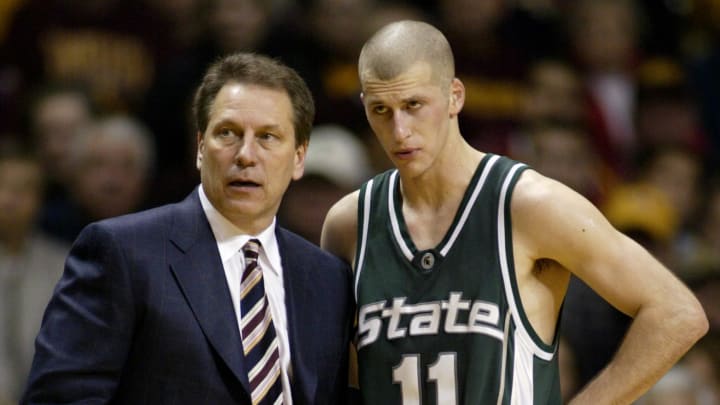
[
  {"left": 673, "top": 297, "right": 709, "bottom": 347},
  {"left": 689, "top": 304, "right": 709, "bottom": 342}
]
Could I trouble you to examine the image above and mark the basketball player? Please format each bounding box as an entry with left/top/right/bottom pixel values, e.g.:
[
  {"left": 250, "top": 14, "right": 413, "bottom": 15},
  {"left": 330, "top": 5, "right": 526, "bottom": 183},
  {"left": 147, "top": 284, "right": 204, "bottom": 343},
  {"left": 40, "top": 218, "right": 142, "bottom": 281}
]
[{"left": 321, "top": 20, "right": 708, "bottom": 404}]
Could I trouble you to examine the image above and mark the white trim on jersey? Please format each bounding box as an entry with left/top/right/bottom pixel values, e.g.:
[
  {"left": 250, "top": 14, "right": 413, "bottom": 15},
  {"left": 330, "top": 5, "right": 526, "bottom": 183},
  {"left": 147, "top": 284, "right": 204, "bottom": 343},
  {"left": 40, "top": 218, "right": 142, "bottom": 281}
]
[
  {"left": 355, "top": 179, "right": 375, "bottom": 302},
  {"left": 510, "top": 328, "right": 536, "bottom": 405},
  {"left": 496, "top": 310, "right": 512, "bottom": 405},
  {"left": 387, "top": 170, "right": 414, "bottom": 261},
  {"left": 440, "top": 155, "right": 500, "bottom": 256},
  {"left": 386, "top": 156, "right": 502, "bottom": 261},
  {"left": 497, "top": 163, "right": 555, "bottom": 361}
]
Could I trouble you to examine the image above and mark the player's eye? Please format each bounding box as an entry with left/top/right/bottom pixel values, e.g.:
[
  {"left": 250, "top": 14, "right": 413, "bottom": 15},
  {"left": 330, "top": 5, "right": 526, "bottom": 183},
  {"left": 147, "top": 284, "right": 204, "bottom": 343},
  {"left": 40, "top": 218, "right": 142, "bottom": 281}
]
[
  {"left": 407, "top": 100, "right": 422, "bottom": 109},
  {"left": 373, "top": 105, "right": 388, "bottom": 115}
]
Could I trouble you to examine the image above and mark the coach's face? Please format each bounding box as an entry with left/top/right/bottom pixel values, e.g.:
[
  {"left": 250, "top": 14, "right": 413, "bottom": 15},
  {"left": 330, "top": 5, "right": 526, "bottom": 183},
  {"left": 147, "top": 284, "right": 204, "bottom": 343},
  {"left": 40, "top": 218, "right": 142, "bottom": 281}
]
[{"left": 197, "top": 81, "right": 306, "bottom": 234}]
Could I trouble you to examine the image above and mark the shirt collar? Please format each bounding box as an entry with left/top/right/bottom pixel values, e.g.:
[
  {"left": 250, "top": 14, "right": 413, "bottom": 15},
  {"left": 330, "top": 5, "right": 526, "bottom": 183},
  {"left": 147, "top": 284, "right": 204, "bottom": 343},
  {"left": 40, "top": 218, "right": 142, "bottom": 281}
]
[{"left": 198, "top": 185, "right": 281, "bottom": 273}]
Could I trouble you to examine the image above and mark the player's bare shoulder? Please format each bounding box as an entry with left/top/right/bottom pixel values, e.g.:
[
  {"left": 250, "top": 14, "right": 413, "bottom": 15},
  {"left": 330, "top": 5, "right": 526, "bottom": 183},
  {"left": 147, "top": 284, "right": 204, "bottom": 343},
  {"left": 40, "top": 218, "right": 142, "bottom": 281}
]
[
  {"left": 512, "top": 167, "right": 600, "bottom": 223},
  {"left": 507, "top": 169, "right": 556, "bottom": 258},
  {"left": 512, "top": 168, "right": 591, "bottom": 248},
  {"left": 509, "top": 169, "right": 563, "bottom": 226},
  {"left": 511, "top": 166, "right": 619, "bottom": 271},
  {"left": 321, "top": 190, "right": 360, "bottom": 265}
]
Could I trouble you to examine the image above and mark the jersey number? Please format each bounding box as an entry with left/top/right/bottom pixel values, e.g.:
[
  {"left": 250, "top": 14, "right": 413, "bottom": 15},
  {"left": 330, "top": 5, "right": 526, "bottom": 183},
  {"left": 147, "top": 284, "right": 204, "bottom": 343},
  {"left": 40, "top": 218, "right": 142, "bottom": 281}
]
[{"left": 392, "top": 353, "right": 458, "bottom": 405}]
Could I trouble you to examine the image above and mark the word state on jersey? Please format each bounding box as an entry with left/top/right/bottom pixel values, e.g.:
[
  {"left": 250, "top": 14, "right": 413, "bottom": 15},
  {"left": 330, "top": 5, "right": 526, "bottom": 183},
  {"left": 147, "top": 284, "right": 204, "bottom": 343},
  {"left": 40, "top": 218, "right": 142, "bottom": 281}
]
[{"left": 358, "top": 291, "right": 502, "bottom": 348}]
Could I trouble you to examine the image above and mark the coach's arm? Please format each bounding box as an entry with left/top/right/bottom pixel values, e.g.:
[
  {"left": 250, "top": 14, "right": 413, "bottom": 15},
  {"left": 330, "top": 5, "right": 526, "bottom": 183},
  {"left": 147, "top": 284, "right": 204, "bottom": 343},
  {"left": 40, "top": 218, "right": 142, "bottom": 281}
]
[{"left": 22, "top": 222, "right": 135, "bottom": 403}]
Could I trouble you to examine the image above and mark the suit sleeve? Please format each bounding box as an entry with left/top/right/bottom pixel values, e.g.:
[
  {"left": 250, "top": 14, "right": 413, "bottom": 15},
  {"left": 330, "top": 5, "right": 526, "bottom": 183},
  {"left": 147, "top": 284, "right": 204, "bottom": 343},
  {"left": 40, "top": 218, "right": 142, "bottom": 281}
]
[
  {"left": 22, "top": 222, "right": 136, "bottom": 404},
  {"left": 336, "top": 261, "right": 356, "bottom": 404}
]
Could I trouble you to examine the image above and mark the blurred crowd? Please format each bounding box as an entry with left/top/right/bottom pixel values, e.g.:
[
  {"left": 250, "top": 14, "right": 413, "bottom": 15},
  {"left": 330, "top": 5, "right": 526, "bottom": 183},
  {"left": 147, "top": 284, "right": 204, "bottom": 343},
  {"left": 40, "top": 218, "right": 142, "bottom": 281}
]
[{"left": 0, "top": 0, "right": 719, "bottom": 403}]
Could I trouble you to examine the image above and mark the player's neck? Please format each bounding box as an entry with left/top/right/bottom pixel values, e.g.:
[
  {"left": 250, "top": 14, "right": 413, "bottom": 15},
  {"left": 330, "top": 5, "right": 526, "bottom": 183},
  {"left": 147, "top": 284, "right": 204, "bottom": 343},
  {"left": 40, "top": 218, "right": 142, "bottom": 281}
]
[{"left": 399, "top": 138, "right": 483, "bottom": 211}]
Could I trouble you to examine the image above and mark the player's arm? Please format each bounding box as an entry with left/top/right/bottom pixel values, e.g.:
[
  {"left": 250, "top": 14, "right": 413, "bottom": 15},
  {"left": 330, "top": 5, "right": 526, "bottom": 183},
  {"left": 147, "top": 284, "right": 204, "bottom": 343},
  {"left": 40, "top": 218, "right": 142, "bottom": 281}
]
[
  {"left": 512, "top": 170, "right": 708, "bottom": 404},
  {"left": 321, "top": 190, "right": 360, "bottom": 265},
  {"left": 321, "top": 191, "right": 361, "bottom": 402}
]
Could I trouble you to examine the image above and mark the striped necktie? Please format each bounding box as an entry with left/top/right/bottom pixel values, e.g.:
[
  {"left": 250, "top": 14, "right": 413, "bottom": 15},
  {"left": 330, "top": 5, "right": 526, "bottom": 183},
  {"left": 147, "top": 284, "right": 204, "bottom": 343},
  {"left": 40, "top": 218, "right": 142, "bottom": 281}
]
[{"left": 240, "top": 239, "right": 284, "bottom": 405}]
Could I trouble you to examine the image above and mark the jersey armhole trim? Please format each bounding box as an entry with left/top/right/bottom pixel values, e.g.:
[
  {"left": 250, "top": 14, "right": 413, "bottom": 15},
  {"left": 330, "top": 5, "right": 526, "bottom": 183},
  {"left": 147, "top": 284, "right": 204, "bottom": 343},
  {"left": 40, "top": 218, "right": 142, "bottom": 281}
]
[
  {"left": 497, "top": 163, "right": 556, "bottom": 361},
  {"left": 355, "top": 178, "right": 374, "bottom": 301}
]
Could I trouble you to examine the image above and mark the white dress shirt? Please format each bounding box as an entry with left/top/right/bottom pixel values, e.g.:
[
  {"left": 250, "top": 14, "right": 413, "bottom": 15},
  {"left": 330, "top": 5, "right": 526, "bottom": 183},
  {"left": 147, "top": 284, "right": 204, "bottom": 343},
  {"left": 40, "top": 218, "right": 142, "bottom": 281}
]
[{"left": 199, "top": 186, "right": 293, "bottom": 404}]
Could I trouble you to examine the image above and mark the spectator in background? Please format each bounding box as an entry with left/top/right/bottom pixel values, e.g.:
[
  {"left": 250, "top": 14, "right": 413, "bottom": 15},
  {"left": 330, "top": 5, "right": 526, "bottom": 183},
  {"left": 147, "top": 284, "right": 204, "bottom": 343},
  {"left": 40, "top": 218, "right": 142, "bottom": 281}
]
[
  {"left": 637, "top": 364, "right": 719, "bottom": 405},
  {"left": 279, "top": 124, "right": 372, "bottom": 245},
  {"left": 436, "top": 0, "right": 565, "bottom": 155},
  {"left": 681, "top": 328, "right": 720, "bottom": 404},
  {"left": 511, "top": 60, "right": 615, "bottom": 203},
  {"left": 685, "top": 0, "right": 720, "bottom": 162},
  {"left": 558, "top": 337, "right": 580, "bottom": 403},
  {"left": 520, "top": 58, "right": 586, "bottom": 127},
  {"left": 677, "top": 181, "right": 720, "bottom": 279},
  {"left": 514, "top": 120, "right": 607, "bottom": 205},
  {"left": 636, "top": 146, "right": 705, "bottom": 268},
  {"left": 0, "top": 0, "right": 170, "bottom": 133},
  {"left": 634, "top": 58, "right": 709, "bottom": 156},
  {"left": 436, "top": 0, "right": 523, "bottom": 154},
  {"left": 686, "top": 277, "right": 720, "bottom": 404},
  {"left": 364, "top": 1, "right": 430, "bottom": 35},
  {"left": 0, "top": 0, "right": 22, "bottom": 40},
  {"left": 0, "top": 141, "right": 68, "bottom": 403},
  {"left": 274, "top": 0, "right": 380, "bottom": 136},
  {"left": 26, "top": 83, "right": 94, "bottom": 202},
  {"left": 40, "top": 115, "right": 155, "bottom": 243},
  {"left": 567, "top": 0, "right": 643, "bottom": 177},
  {"left": 603, "top": 182, "right": 680, "bottom": 263},
  {"left": 144, "top": 0, "right": 206, "bottom": 53},
  {"left": 689, "top": 271, "right": 720, "bottom": 336},
  {"left": 205, "top": 0, "right": 279, "bottom": 56}
]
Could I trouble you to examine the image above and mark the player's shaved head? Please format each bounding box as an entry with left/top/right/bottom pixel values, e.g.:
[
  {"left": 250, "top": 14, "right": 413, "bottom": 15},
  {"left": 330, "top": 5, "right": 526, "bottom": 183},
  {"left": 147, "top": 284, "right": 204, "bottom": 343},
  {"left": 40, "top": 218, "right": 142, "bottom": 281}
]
[{"left": 359, "top": 20, "right": 455, "bottom": 89}]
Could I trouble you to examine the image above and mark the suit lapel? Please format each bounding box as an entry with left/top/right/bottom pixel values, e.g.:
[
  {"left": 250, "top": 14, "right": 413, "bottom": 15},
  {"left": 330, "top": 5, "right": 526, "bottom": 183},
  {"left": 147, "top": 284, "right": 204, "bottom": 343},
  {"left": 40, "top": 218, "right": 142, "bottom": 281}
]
[
  {"left": 167, "top": 190, "right": 251, "bottom": 393},
  {"left": 277, "top": 228, "right": 318, "bottom": 404}
]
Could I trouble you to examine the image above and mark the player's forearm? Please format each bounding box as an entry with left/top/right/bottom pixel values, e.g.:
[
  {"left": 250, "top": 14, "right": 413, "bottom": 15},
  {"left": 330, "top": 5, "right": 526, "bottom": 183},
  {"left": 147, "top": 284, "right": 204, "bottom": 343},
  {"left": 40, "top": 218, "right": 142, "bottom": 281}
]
[{"left": 569, "top": 297, "right": 707, "bottom": 405}]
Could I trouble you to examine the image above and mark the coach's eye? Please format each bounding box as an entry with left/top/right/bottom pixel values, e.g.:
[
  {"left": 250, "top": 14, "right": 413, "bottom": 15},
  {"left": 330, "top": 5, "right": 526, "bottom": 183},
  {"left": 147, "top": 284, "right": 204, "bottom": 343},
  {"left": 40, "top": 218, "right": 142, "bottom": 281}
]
[{"left": 259, "top": 132, "right": 277, "bottom": 141}]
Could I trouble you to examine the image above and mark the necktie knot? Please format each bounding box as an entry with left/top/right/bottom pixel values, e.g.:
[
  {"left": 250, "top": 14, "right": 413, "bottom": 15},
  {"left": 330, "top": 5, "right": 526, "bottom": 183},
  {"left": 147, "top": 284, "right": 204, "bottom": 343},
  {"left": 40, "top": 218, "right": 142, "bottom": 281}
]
[{"left": 242, "top": 239, "right": 261, "bottom": 264}]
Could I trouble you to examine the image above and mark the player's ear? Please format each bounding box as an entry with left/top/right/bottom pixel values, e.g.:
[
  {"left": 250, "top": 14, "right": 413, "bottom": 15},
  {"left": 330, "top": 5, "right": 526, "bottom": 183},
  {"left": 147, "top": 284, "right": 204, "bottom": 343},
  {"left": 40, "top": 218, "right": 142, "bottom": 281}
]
[{"left": 449, "top": 78, "right": 465, "bottom": 117}]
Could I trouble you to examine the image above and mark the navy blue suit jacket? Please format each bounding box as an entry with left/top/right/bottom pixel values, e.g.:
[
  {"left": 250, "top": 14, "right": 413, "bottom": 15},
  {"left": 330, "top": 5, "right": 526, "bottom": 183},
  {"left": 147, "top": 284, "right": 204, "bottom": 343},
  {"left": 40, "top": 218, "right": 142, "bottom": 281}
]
[{"left": 22, "top": 189, "right": 353, "bottom": 404}]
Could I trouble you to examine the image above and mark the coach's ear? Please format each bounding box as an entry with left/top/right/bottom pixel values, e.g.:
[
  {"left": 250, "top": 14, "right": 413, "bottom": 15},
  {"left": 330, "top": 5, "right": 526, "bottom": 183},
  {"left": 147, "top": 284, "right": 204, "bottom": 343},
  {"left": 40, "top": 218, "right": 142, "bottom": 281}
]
[
  {"left": 196, "top": 131, "right": 204, "bottom": 170},
  {"left": 449, "top": 78, "right": 465, "bottom": 117}
]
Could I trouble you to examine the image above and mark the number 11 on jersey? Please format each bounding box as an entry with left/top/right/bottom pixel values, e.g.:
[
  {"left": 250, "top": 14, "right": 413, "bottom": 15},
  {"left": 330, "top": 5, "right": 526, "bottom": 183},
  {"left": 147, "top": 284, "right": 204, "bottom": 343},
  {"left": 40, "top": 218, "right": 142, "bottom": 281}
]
[{"left": 392, "top": 352, "right": 458, "bottom": 405}]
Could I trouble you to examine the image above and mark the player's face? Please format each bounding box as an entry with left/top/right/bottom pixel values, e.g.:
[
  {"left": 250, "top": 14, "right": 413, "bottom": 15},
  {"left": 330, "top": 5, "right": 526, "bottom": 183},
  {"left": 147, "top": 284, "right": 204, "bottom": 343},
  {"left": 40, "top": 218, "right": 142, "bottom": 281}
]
[
  {"left": 361, "top": 62, "right": 454, "bottom": 176},
  {"left": 197, "top": 82, "right": 306, "bottom": 233}
]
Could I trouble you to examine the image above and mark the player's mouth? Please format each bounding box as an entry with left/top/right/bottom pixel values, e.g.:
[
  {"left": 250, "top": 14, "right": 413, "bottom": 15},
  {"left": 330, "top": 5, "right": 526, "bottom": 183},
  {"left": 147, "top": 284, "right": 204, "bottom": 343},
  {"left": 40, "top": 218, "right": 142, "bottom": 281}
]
[{"left": 394, "top": 148, "right": 419, "bottom": 160}]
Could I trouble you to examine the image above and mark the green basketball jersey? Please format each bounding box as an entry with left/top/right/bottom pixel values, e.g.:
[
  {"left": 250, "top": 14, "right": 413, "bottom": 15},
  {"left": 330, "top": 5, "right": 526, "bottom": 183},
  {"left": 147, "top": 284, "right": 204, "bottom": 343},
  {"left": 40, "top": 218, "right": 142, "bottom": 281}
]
[{"left": 354, "top": 154, "right": 562, "bottom": 405}]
